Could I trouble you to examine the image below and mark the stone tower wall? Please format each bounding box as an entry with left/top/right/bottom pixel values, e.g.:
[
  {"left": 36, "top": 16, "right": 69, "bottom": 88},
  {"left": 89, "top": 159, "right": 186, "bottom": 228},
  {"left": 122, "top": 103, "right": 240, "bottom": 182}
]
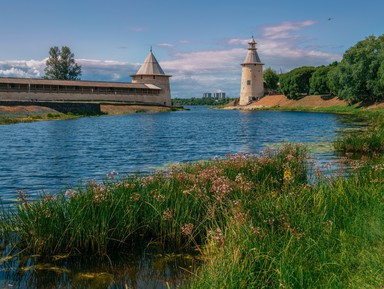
[
  {"left": 239, "top": 63, "right": 264, "bottom": 105},
  {"left": 132, "top": 75, "right": 171, "bottom": 106}
]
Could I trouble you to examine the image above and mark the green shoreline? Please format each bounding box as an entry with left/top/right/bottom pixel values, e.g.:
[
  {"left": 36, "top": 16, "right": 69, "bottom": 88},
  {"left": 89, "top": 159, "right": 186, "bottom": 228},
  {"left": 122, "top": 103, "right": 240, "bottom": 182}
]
[
  {"left": 0, "top": 106, "right": 180, "bottom": 125},
  {"left": 1, "top": 103, "right": 383, "bottom": 288}
]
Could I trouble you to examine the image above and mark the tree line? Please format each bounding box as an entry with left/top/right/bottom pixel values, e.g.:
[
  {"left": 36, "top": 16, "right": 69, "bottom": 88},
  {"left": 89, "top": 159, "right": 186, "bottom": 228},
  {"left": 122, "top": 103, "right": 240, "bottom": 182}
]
[{"left": 265, "top": 34, "right": 384, "bottom": 103}]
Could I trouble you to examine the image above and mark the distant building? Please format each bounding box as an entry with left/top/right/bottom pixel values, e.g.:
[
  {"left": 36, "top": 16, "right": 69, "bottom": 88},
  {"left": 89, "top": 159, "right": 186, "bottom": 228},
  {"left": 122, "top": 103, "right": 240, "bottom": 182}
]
[
  {"left": 239, "top": 36, "right": 264, "bottom": 105},
  {"left": 203, "top": 92, "right": 226, "bottom": 99},
  {"left": 213, "top": 92, "right": 226, "bottom": 99}
]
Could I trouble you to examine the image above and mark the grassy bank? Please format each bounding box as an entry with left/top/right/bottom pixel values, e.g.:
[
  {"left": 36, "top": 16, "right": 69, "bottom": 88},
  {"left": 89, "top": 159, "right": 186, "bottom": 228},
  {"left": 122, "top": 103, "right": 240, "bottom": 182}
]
[
  {"left": 0, "top": 112, "right": 80, "bottom": 125},
  {"left": 0, "top": 145, "right": 308, "bottom": 255},
  {"left": 1, "top": 143, "right": 383, "bottom": 288},
  {"left": 334, "top": 109, "right": 384, "bottom": 154},
  {"left": 186, "top": 162, "right": 384, "bottom": 288},
  {"left": 0, "top": 104, "right": 176, "bottom": 125}
]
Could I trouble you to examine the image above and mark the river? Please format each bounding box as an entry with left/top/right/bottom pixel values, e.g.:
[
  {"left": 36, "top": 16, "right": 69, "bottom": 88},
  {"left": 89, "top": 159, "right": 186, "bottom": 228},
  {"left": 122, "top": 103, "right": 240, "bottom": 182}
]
[
  {"left": 0, "top": 106, "right": 355, "bottom": 205},
  {"left": 0, "top": 106, "right": 360, "bottom": 288}
]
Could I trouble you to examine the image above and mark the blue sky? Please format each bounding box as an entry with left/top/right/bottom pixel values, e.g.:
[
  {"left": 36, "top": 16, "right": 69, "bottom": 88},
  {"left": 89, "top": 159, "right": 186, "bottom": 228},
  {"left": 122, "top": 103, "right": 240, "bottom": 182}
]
[{"left": 0, "top": 0, "right": 383, "bottom": 98}]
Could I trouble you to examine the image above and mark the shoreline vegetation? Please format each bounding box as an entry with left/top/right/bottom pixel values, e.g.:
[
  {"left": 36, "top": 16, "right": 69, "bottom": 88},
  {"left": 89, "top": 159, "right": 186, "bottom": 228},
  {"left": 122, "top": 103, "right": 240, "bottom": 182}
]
[
  {"left": 1, "top": 93, "right": 383, "bottom": 126},
  {"left": 1, "top": 97, "right": 384, "bottom": 287},
  {"left": 1, "top": 117, "right": 384, "bottom": 287},
  {"left": 0, "top": 104, "right": 178, "bottom": 125}
]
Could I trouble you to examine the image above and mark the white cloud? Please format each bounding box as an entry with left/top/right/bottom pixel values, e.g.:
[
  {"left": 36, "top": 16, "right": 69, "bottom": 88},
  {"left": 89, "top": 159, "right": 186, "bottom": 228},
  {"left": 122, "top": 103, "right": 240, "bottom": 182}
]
[
  {"left": 0, "top": 59, "right": 139, "bottom": 82},
  {"left": 262, "top": 20, "right": 317, "bottom": 39},
  {"left": 77, "top": 59, "right": 139, "bottom": 82},
  {"left": 0, "top": 21, "right": 342, "bottom": 98},
  {"left": 257, "top": 20, "right": 341, "bottom": 71},
  {"left": 162, "top": 49, "right": 243, "bottom": 72},
  {"left": 0, "top": 59, "right": 45, "bottom": 78},
  {"left": 158, "top": 43, "right": 174, "bottom": 48},
  {"left": 161, "top": 20, "right": 342, "bottom": 97}
]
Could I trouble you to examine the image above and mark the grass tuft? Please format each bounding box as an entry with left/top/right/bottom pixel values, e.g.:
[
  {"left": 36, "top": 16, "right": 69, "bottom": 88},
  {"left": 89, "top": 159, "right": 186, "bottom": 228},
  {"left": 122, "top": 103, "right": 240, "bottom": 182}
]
[{"left": 1, "top": 143, "right": 383, "bottom": 288}]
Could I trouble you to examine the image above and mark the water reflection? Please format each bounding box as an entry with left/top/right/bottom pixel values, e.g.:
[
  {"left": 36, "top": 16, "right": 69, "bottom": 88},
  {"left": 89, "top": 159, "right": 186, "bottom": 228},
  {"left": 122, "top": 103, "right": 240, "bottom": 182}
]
[
  {"left": 0, "top": 107, "right": 363, "bottom": 205},
  {"left": 0, "top": 107, "right": 366, "bottom": 288},
  {"left": 0, "top": 244, "right": 200, "bottom": 289}
]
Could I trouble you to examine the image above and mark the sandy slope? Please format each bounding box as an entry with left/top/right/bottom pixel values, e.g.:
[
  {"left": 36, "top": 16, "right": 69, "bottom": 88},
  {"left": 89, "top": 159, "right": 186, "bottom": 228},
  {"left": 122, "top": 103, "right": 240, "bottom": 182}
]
[
  {"left": 0, "top": 105, "right": 58, "bottom": 117},
  {"left": 225, "top": 95, "right": 349, "bottom": 110},
  {"left": 0, "top": 105, "right": 170, "bottom": 118}
]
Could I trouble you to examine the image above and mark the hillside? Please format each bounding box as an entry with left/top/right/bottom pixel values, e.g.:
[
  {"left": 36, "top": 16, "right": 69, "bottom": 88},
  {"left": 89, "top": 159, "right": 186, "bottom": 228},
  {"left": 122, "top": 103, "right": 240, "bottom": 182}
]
[{"left": 225, "top": 94, "right": 350, "bottom": 110}]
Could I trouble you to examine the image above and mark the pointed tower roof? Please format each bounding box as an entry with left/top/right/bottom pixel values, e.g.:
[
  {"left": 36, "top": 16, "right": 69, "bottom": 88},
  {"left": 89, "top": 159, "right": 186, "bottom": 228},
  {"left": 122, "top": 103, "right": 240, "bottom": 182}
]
[
  {"left": 242, "top": 36, "right": 262, "bottom": 64},
  {"left": 134, "top": 49, "right": 170, "bottom": 76}
]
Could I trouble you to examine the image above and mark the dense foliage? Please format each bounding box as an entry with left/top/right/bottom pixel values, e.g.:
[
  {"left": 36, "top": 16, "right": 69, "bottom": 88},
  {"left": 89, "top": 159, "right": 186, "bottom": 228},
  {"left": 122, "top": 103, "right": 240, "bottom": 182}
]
[
  {"left": 44, "top": 46, "right": 82, "bottom": 80},
  {"left": 280, "top": 34, "right": 384, "bottom": 103},
  {"left": 279, "top": 66, "right": 316, "bottom": 99},
  {"left": 329, "top": 35, "right": 384, "bottom": 103},
  {"left": 309, "top": 63, "right": 337, "bottom": 95},
  {"left": 263, "top": 67, "right": 279, "bottom": 91},
  {"left": 172, "top": 97, "right": 235, "bottom": 106}
]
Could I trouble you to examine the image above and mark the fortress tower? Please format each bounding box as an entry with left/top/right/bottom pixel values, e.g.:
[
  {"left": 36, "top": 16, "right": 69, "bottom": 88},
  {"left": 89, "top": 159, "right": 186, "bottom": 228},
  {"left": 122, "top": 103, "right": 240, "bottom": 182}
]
[
  {"left": 239, "top": 36, "right": 264, "bottom": 105},
  {"left": 131, "top": 49, "right": 172, "bottom": 106}
]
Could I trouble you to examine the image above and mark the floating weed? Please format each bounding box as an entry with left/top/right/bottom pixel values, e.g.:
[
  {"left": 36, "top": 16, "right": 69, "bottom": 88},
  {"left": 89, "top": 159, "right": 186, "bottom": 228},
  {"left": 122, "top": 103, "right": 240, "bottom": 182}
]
[
  {"left": 76, "top": 272, "right": 114, "bottom": 280},
  {"left": 33, "top": 263, "right": 71, "bottom": 273}
]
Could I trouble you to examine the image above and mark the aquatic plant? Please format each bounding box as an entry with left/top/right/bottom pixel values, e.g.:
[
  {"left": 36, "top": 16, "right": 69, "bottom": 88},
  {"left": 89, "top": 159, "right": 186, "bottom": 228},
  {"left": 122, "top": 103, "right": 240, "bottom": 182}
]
[
  {"left": 0, "top": 144, "right": 308, "bottom": 256},
  {"left": 184, "top": 160, "right": 384, "bottom": 289},
  {"left": 334, "top": 111, "right": 384, "bottom": 154},
  {"left": 1, "top": 143, "right": 383, "bottom": 288}
]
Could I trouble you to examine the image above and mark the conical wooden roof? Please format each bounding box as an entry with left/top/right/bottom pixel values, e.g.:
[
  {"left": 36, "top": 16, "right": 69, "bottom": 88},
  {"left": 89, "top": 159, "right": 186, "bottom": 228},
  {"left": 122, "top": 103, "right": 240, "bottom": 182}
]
[
  {"left": 242, "top": 36, "right": 262, "bottom": 64},
  {"left": 135, "top": 50, "right": 167, "bottom": 75}
]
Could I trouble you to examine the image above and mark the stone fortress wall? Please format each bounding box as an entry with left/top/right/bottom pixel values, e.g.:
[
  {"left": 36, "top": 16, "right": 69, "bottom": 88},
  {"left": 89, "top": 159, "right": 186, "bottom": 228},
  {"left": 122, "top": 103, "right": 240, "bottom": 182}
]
[{"left": 0, "top": 49, "right": 172, "bottom": 111}]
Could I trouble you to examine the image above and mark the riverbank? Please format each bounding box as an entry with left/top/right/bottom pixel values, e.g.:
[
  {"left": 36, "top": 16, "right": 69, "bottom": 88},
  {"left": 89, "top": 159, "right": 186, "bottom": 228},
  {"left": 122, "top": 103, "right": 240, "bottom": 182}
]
[
  {"left": 0, "top": 105, "right": 79, "bottom": 124},
  {"left": 224, "top": 94, "right": 384, "bottom": 112},
  {"left": 1, "top": 143, "right": 383, "bottom": 288},
  {"left": 0, "top": 104, "right": 176, "bottom": 125}
]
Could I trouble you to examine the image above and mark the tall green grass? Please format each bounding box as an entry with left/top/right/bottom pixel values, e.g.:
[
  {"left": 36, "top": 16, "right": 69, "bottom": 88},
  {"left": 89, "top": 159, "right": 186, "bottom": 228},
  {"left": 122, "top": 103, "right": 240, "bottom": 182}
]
[
  {"left": 0, "top": 144, "right": 308, "bottom": 256},
  {"left": 184, "top": 163, "right": 384, "bottom": 289},
  {"left": 1, "top": 143, "right": 383, "bottom": 288},
  {"left": 334, "top": 110, "right": 384, "bottom": 154}
]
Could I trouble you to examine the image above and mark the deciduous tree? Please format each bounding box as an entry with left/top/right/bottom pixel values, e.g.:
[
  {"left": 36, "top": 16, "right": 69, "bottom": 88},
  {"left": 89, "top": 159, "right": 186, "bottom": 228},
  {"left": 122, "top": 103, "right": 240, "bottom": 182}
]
[
  {"left": 309, "top": 63, "right": 337, "bottom": 95},
  {"left": 329, "top": 35, "right": 384, "bottom": 103},
  {"left": 44, "top": 46, "right": 82, "bottom": 80},
  {"left": 263, "top": 67, "right": 279, "bottom": 91},
  {"left": 279, "top": 66, "right": 315, "bottom": 99}
]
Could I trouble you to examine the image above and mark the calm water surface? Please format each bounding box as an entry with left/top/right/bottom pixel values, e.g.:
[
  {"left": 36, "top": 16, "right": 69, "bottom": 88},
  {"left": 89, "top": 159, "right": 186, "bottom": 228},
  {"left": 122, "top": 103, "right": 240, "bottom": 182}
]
[
  {"left": 0, "top": 106, "right": 360, "bottom": 288},
  {"left": 0, "top": 106, "right": 355, "bottom": 204}
]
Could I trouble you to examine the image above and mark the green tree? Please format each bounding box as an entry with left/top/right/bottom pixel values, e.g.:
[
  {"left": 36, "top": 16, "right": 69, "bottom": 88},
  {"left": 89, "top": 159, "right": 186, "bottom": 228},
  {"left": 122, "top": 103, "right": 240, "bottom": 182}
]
[
  {"left": 279, "top": 66, "right": 316, "bottom": 99},
  {"left": 263, "top": 67, "right": 279, "bottom": 91},
  {"left": 309, "top": 63, "right": 337, "bottom": 95},
  {"left": 44, "top": 46, "right": 82, "bottom": 80},
  {"left": 329, "top": 35, "right": 384, "bottom": 102}
]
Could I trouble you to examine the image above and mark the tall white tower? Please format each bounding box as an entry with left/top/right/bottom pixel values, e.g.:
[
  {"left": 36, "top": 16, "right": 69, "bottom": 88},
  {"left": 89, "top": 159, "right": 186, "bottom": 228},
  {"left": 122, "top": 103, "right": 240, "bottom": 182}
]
[{"left": 239, "top": 36, "right": 264, "bottom": 105}]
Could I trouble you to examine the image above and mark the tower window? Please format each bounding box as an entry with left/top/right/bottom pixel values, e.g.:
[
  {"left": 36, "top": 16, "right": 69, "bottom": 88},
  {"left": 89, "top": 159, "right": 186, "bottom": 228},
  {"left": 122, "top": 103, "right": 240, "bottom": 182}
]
[
  {"left": 247, "top": 80, "right": 251, "bottom": 86},
  {"left": 153, "top": 76, "right": 156, "bottom": 79}
]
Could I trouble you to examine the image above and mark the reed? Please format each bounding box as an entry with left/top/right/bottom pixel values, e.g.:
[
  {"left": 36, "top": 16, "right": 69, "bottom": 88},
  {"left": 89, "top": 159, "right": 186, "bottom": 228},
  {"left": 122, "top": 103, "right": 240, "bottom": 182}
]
[
  {"left": 0, "top": 144, "right": 308, "bottom": 256},
  {"left": 334, "top": 111, "right": 384, "bottom": 154},
  {"left": 1, "top": 143, "right": 383, "bottom": 288},
  {"left": 184, "top": 162, "right": 384, "bottom": 289}
]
